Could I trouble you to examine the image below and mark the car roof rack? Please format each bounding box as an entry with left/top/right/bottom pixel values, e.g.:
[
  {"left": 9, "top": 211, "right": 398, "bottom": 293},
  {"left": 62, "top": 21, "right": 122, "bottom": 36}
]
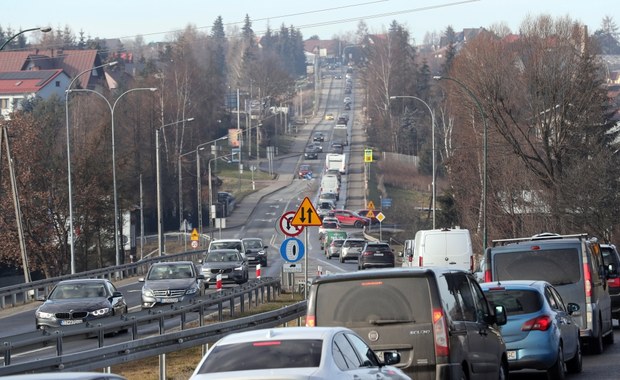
[{"left": 491, "top": 233, "right": 588, "bottom": 247}]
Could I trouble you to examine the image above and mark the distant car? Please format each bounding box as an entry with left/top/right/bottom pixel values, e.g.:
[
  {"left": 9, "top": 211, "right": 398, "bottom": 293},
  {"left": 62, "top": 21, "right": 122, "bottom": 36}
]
[
  {"left": 139, "top": 261, "right": 204, "bottom": 308},
  {"left": 313, "top": 132, "right": 325, "bottom": 142},
  {"left": 329, "top": 142, "right": 343, "bottom": 154},
  {"left": 344, "top": 87, "right": 352, "bottom": 94},
  {"left": 318, "top": 192, "right": 338, "bottom": 206},
  {"left": 189, "top": 327, "right": 408, "bottom": 380},
  {"left": 356, "top": 209, "right": 380, "bottom": 224},
  {"left": 308, "top": 141, "right": 323, "bottom": 152},
  {"left": 304, "top": 146, "right": 320, "bottom": 159},
  {"left": 340, "top": 238, "right": 367, "bottom": 263},
  {"left": 343, "top": 97, "right": 352, "bottom": 104},
  {"left": 297, "top": 164, "right": 312, "bottom": 179},
  {"left": 358, "top": 242, "right": 394, "bottom": 270},
  {"left": 332, "top": 209, "right": 370, "bottom": 228},
  {"left": 481, "top": 280, "right": 582, "bottom": 377},
  {"left": 318, "top": 217, "right": 341, "bottom": 239},
  {"left": 325, "top": 113, "right": 334, "bottom": 120},
  {"left": 317, "top": 200, "right": 336, "bottom": 219},
  {"left": 344, "top": 103, "right": 351, "bottom": 110},
  {"left": 334, "top": 74, "right": 342, "bottom": 79},
  {"left": 326, "top": 238, "right": 346, "bottom": 260},
  {"left": 201, "top": 249, "right": 249, "bottom": 288},
  {"left": 35, "top": 279, "right": 127, "bottom": 330},
  {"left": 242, "top": 237, "right": 268, "bottom": 267},
  {"left": 208, "top": 238, "right": 246, "bottom": 259},
  {"left": 601, "top": 243, "right": 620, "bottom": 322}
]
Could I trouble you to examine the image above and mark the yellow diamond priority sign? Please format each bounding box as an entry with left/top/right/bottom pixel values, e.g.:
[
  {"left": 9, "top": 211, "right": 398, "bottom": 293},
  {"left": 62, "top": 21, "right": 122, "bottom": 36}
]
[{"left": 291, "top": 197, "right": 322, "bottom": 226}]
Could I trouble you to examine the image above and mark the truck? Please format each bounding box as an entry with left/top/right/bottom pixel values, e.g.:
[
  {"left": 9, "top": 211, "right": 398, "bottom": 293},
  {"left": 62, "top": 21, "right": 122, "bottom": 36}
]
[
  {"left": 332, "top": 123, "right": 348, "bottom": 146},
  {"left": 325, "top": 153, "right": 346, "bottom": 174}
]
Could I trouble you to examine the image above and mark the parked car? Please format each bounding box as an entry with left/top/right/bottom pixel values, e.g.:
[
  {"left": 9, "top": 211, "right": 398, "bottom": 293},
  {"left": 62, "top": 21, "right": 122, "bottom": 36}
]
[
  {"left": 358, "top": 241, "right": 394, "bottom": 269},
  {"left": 189, "top": 326, "right": 409, "bottom": 380},
  {"left": 340, "top": 238, "right": 366, "bottom": 263},
  {"left": 313, "top": 132, "right": 325, "bottom": 142},
  {"left": 306, "top": 268, "right": 508, "bottom": 379},
  {"left": 481, "top": 280, "right": 582, "bottom": 377},
  {"left": 201, "top": 249, "right": 249, "bottom": 288},
  {"left": 35, "top": 279, "right": 127, "bottom": 330},
  {"left": 297, "top": 164, "right": 312, "bottom": 179},
  {"left": 242, "top": 237, "right": 268, "bottom": 267},
  {"left": 601, "top": 243, "right": 620, "bottom": 323},
  {"left": 332, "top": 209, "right": 370, "bottom": 228},
  {"left": 139, "top": 261, "right": 204, "bottom": 308},
  {"left": 484, "top": 233, "right": 614, "bottom": 354}
]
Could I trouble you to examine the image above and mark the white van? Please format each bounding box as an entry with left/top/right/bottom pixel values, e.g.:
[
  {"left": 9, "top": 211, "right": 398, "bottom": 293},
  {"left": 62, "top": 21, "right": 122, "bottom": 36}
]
[
  {"left": 320, "top": 174, "right": 340, "bottom": 200},
  {"left": 402, "top": 228, "right": 473, "bottom": 271}
]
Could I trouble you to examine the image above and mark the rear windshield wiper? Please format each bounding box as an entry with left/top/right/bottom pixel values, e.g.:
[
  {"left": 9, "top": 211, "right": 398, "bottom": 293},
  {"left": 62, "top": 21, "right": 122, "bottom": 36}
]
[{"left": 368, "top": 319, "right": 415, "bottom": 325}]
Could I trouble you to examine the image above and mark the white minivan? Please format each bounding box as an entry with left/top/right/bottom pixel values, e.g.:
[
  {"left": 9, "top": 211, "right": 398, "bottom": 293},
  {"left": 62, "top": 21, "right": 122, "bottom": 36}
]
[
  {"left": 320, "top": 174, "right": 340, "bottom": 200},
  {"left": 402, "top": 228, "right": 473, "bottom": 271}
]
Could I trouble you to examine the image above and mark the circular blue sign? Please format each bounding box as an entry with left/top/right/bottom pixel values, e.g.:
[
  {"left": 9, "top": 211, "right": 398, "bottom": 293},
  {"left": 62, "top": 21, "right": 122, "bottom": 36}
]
[{"left": 280, "top": 238, "right": 305, "bottom": 263}]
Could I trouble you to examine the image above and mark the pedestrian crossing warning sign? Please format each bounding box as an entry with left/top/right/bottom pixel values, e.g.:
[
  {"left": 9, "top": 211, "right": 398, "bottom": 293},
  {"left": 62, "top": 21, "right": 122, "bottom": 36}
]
[
  {"left": 366, "top": 210, "right": 375, "bottom": 218},
  {"left": 191, "top": 228, "right": 199, "bottom": 241},
  {"left": 291, "top": 197, "right": 322, "bottom": 226},
  {"left": 367, "top": 200, "right": 375, "bottom": 210}
]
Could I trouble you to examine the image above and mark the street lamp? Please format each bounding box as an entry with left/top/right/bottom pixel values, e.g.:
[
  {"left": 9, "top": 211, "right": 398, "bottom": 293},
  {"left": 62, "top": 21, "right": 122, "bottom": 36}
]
[
  {"left": 68, "top": 87, "right": 157, "bottom": 270},
  {"left": 0, "top": 26, "right": 51, "bottom": 51},
  {"left": 390, "top": 95, "right": 436, "bottom": 229},
  {"left": 195, "top": 135, "right": 228, "bottom": 238},
  {"left": 65, "top": 61, "right": 118, "bottom": 274},
  {"left": 433, "top": 75, "right": 488, "bottom": 251},
  {"left": 208, "top": 153, "right": 235, "bottom": 240},
  {"left": 156, "top": 117, "right": 195, "bottom": 256}
]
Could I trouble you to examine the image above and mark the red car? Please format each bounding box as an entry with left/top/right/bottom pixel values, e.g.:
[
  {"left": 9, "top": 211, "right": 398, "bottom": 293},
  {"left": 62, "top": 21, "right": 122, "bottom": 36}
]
[
  {"left": 331, "top": 209, "right": 370, "bottom": 228},
  {"left": 297, "top": 164, "right": 312, "bottom": 179}
]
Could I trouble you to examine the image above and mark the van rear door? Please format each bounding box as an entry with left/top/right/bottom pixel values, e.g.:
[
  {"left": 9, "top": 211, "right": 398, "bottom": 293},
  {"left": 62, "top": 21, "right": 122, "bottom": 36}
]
[{"left": 417, "top": 230, "right": 472, "bottom": 270}]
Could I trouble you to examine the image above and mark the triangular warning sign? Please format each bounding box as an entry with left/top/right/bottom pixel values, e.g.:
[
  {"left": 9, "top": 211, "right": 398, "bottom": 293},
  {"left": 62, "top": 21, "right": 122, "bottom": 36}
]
[
  {"left": 191, "top": 228, "right": 199, "bottom": 241},
  {"left": 291, "top": 197, "right": 322, "bottom": 226},
  {"left": 366, "top": 210, "right": 375, "bottom": 218},
  {"left": 367, "top": 200, "right": 375, "bottom": 210}
]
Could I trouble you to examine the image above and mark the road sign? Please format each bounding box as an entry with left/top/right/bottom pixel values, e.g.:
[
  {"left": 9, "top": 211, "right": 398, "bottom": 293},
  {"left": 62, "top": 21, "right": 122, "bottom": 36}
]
[
  {"left": 381, "top": 198, "right": 392, "bottom": 208},
  {"left": 367, "top": 200, "right": 375, "bottom": 210},
  {"left": 376, "top": 212, "right": 386, "bottom": 223},
  {"left": 366, "top": 210, "right": 375, "bottom": 218},
  {"left": 278, "top": 211, "right": 304, "bottom": 236},
  {"left": 280, "top": 237, "right": 305, "bottom": 263},
  {"left": 191, "top": 240, "right": 198, "bottom": 248},
  {"left": 190, "top": 228, "right": 199, "bottom": 241},
  {"left": 283, "top": 263, "right": 303, "bottom": 273},
  {"left": 364, "top": 148, "right": 373, "bottom": 163},
  {"left": 291, "top": 197, "right": 322, "bottom": 226}
]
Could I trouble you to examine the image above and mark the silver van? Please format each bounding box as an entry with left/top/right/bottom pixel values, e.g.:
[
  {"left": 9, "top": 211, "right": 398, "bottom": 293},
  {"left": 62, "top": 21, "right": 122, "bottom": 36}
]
[
  {"left": 306, "top": 268, "right": 508, "bottom": 379},
  {"left": 484, "top": 233, "right": 614, "bottom": 354}
]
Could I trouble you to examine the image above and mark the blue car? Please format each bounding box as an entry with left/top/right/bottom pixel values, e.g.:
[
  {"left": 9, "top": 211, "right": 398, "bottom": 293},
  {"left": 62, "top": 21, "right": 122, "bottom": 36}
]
[{"left": 481, "top": 280, "right": 582, "bottom": 378}]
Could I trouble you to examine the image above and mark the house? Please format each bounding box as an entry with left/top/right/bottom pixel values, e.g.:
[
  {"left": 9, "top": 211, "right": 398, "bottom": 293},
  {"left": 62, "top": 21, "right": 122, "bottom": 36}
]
[{"left": 0, "top": 69, "right": 70, "bottom": 119}]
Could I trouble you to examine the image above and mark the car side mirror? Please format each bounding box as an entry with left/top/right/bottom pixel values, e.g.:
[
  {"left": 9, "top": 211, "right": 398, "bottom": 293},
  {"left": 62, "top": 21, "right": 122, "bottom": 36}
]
[
  {"left": 567, "top": 302, "right": 580, "bottom": 315},
  {"left": 493, "top": 305, "right": 507, "bottom": 326},
  {"left": 382, "top": 351, "right": 401, "bottom": 366},
  {"left": 197, "top": 274, "right": 205, "bottom": 280},
  {"left": 111, "top": 291, "right": 123, "bottom": 298}
]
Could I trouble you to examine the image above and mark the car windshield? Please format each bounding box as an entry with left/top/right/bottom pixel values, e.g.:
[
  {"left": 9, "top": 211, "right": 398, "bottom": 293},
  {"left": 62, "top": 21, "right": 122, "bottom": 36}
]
[
  {"left": 207, "top": 251, "right": 240, "bottom": 262},
  {"left": 210, "top": 241, "right": 243, "bottom": 251},
  {"left": 484, "top": 289, "right": 543, "bottom": 315},
  {"left": 196, "top": 339, "right": 322, "bottom": 373},
  {"left": 315, "top": 277, "right": 430, "bottom": 327},
  {"left": 345, "top": 240, "right": 366, "bottom": 248},
  {"left": 51, "top": 284, "right": 107, "bottom": 299},
  {"left": 323, "top": 222, "right": 338, "bottom": 228},
  {"left": 147, "top": 264, "right": 194, "bottom": 280},
  {"left": 243, "top": 240, "right": 263, "bottom": 249},
  {"left": 493, "top": 248, "right": 581, "bottom": 285}
]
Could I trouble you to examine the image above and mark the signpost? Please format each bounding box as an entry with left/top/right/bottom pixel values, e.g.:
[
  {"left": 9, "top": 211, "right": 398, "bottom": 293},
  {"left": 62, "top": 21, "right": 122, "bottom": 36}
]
[
  {"left": 278, "top": 211, "right": 303, "bottom": 237},
  {"left": 190, "top": 228, "right": 199, "bottom": 248},
  {"left": 290, "top": 197, "right": 322, "bottom": 299}
]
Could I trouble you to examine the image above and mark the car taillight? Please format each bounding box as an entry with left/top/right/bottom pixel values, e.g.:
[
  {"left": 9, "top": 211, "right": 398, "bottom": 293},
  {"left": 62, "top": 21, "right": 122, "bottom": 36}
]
[
  {"left": 419, "top": 257, "right": 423, "bottom": 266},
  {"left": 408, "top": 255, "right": 413, "bottom": 263},
  {"left": 362, "top": 251, "right": 372, "bottom": 256},
  {"left": 608, "top": 277, "right": 620, "bottom": 288},
  {"left": 432, "top": 308, "right": 449, "bottom": 358},
  {"left": 306, "top": 315, "right": 315, "bottom": 327},
  {"left": 584, "top": 263, "right": 592, "bottom": 297},
  {"left": 521, "top": 315, "right": 551, "bottom": 331},
  {"left": 484, "top": 270, "right": 492, "bottom": 283}
]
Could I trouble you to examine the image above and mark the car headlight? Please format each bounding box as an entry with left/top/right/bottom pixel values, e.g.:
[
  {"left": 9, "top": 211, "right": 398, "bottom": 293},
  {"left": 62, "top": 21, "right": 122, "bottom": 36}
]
[
  {"left": 186, "top": 284, "right": 199, "bottom": 295},
  {"left": 36, "top": 310, "right": 54, "bottom": 319},
  {"left": 91, "top": 307, "right": 111, "bottom": 317},
  {"left": 142, "top": 287, "right": 154, "bottom": 297},
  {"left": 234, "top": 266, "right": 244, "bottom": 271},
  {"left": 258, "top": 250, "right": 265, "bottom": 255}
]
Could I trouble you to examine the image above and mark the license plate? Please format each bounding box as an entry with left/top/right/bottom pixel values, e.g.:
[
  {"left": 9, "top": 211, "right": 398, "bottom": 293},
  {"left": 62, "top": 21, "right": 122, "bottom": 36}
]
[
  {"left": 220, "top": 274, "right": 228, "bottom": 279},
  {"left": 507, "top": 350, "right": 517, "bottom": 360},
  {"left": 160, "top": 298, "right": 179, "bottom": 303},
  {"left": 374, "top": 253, "right": 384, "bottom": 256},
  {"left": 60, "top": 319, "right": 83, "bottom": 326}
]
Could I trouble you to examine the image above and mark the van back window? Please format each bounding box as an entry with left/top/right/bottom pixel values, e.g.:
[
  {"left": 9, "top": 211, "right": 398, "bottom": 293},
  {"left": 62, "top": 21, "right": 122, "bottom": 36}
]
[
  {"left": 315, "top": 277, "right": 431, "bottom": 327},
  {"left": 493, "top": 248, "right": 580, "bottom": 285}
]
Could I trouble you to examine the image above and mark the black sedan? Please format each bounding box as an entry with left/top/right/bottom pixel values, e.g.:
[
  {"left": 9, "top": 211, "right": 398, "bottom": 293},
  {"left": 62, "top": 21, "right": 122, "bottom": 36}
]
[
  {"left": 201, "top": 249, "right": 249, "bottom": 288},
  {"left": 35, "top": 279, "right": 127, "bottom": 330}
]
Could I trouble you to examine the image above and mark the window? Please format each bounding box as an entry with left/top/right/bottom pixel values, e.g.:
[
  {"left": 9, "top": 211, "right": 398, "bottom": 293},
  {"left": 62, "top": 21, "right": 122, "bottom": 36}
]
[
  {"left": 345, "top": 333, "right": 379, "bottom": 367},
  {"left": 493, "top": 248, "right": 581, "bottom": 285},
  {"left": 445, "top": 273, "right": 477, "bottom": 322},
  {"left": 55, "top": 81, "right": 60, "bottom": 87},
  {"left": 333, "top": 333, "right": 362, "bottom": 369}
]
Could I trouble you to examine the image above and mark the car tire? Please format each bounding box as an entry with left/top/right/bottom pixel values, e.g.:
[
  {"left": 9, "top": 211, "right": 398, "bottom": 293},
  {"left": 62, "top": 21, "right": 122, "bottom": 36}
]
[
  {"left": 354, "top": 221, "right": 363, "bottom": 228},
  {"left": 589, "top": 331, "right": 604, "bottom": 355},
  {"left": 566, "top": 340, "right": 583, "bottom": 374},
  {"left": 603, "top": 327, "right": 614, "bottom": 345},
  {"left": 498, "top": 360, "right": 508, "bottom": 380},
  {"left": 547, "top": 346, "right": 566, "bottom": 380}
]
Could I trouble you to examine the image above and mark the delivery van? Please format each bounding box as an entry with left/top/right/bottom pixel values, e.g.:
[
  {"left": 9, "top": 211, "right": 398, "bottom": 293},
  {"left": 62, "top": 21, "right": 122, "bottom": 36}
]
[{"left": 402, "top": 228, "right": 473, "bottom": 271}]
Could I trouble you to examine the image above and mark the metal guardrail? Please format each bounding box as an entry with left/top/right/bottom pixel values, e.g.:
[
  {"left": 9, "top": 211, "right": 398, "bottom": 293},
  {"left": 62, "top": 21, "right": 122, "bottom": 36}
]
[
  {"left": 0, "top": 278, "right": 288, "bottom": 375},
  {"left": 0, "top": 250, "right": 205, "bottom": 309}
]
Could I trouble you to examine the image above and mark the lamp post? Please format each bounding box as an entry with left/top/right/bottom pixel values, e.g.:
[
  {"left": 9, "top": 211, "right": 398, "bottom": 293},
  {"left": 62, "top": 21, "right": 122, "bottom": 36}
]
[
  {"left": 195, "top": 136, "right": 228, "bottom": 238},
  {"left": 433, "top": 75, "right": 488, "bottom": 251},
  {"left": 208, "top": 153, "right": 235, "bottom": 240},
  {"left": 0, "top": 26, "right": 51, "bottom": 51},
  {"left": 156, "top": 118, "right": 195, "bottom": 256},
  {"left": 390, "top": 95, "right": 436, "bottom": 229},
  {"left": 70, "top": 87, "right": 157, "bottom": 269},
  {"left": 65, "top": 61, "right": 117, "bottom": 274}
]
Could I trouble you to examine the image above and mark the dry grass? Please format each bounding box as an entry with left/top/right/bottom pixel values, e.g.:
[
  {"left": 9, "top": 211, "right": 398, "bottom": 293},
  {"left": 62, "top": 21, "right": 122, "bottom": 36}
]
[{"left": 112, "top": 292, "right": 304, "bottom": 380}]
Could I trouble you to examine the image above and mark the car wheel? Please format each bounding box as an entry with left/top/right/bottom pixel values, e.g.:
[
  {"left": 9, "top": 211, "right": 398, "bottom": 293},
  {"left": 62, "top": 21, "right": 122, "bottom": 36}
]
[
  {"left": 498, "top": 360, "right": 508, "bottom": 380},
  {"left": 566, "top": 339, "right": 583, "bottom": 374},
  {"left": 354, "top": 221, "right": 363, "bottom": 228},
  {"left": 589, "top": 331, "right": 604, "bottom": 355},
  {"left": 603, "top": 327, "right": 614, "bottom": 345},
  {"left": 547, "top": 345, "right": 566, "bottom": 380}
]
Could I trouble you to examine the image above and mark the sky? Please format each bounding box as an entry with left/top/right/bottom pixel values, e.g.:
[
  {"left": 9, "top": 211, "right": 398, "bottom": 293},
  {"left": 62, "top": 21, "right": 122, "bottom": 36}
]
[{"left": 3, "top": 0, "right": 618, "bottom": 45}]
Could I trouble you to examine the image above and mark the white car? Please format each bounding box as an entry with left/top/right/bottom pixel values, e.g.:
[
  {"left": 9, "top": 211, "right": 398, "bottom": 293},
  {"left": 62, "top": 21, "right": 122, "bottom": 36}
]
[
  {"left": 190, "top": 326, "right": 410, "bottom": 379},
  {"left": 318, "top": 217, "right": 340, "bottom": 239}
]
